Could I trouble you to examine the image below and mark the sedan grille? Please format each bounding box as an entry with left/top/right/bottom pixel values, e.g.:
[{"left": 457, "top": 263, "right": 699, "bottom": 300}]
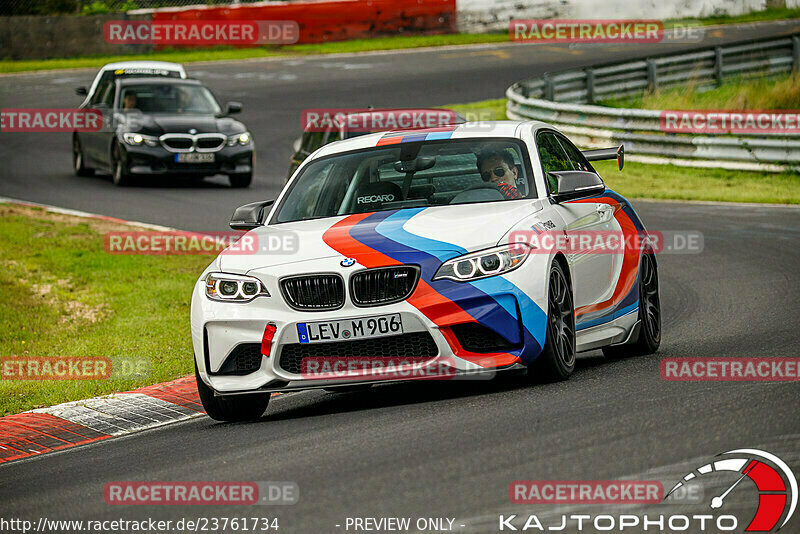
[
  {"left": 350, "top": 266, "right": 419, "bottom": 306},
  {"left": 278, "top": 332, "right": 438, "bottom": 374},
  {"left": 160, "top": 134, "right": 226, "bottom": 153},
  {"left": 196, "top": 136, "right": 225, "bottom": 151},
  {"left": 280, "top": 274, "right": 345, "bottom": 311},
  {"left": 162, "top": 137, "right": 193, "bottom": 151}
]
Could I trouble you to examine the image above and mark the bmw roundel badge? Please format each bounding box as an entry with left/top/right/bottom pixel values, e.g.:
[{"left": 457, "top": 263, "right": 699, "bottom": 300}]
[{"left": 340, "top": 257, "right": 356, "bottom": 267}]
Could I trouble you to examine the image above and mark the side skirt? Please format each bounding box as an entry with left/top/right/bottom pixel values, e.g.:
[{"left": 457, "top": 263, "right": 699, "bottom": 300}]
[{"left": 576, "top": 310, "right": 639, "bottom": 352}]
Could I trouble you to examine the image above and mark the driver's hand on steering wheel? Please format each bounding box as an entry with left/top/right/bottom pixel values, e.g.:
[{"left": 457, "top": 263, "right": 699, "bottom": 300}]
[{"left": 479, "top": 158, "right": 523, "bottom": 200}]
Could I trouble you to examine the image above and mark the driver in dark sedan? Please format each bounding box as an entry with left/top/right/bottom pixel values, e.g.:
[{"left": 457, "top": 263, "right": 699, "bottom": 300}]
[
  {"left": 122, "top": 92, "right": 138, "bottom": 110},
  {"left": 476, "top": 148, "right": 524, "bottom": 200}
]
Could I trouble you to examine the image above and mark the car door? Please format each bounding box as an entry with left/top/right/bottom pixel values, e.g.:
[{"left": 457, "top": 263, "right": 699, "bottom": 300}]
[
  {"left": 536, "top": 130, "right": 618, "bottom": 319},
  {"left": 81, "top": 79, "right": 110, "bottom": 165},
  {"left": 84, "top": 81, "right": 116, "bottom": 167}
]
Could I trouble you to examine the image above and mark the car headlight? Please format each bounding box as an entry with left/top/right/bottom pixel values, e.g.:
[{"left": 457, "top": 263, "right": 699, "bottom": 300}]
[
  {"left": 227, "top": 132, "right": 251, "bottom": 146},
  {"left": 433, "top": 244, "right": 531, "bottom": 282},
  {"left": 205, "top": 273, "right": 269, "bottom": 302},
  {"left": 122, "top": 132, "right": 159, "bottom": 147}
]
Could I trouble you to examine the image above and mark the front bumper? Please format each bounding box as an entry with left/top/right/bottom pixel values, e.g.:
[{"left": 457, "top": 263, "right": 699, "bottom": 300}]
[
  {"left": 191, "top": 256, "right": 549, "bottom": 395},
  {"left": 121, "top": 143, "right": 253, "bottom": 177}
]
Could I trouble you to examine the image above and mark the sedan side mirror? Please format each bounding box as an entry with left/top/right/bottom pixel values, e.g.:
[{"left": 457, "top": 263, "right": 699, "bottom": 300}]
[
  {"left": 225, "top": 101, "right": 242, "bottom": 115},
  {"left": 75, "top": 86, "right": 88, "bottom": 97},
  {"left": 230, "top": 200, "right": 274, "bottom": 231},
  {"left": 549, "top": 171, "right": 605, "bottom": 202}
]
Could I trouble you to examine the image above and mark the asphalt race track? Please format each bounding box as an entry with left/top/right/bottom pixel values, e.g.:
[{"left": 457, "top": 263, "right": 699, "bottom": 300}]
[{"left": 1, "top": 20, "right": 800, "bottom": 534}]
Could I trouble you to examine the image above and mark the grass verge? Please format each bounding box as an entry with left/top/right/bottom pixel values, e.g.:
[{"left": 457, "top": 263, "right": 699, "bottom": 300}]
[
  {"left": 601, "top": 73, "right": 800, "bottom": 110},
  {"left": 446, "top": 99, "right": 800, "bottom": 204},
  {"left": 0, "top": 33, "right": 508, "bottom": 74},
  {"left": 0, "top": 203, "right": 209, "bottom": 415},
  {"left": 593, "top": 160, "right": 800, "bottom": 204}
]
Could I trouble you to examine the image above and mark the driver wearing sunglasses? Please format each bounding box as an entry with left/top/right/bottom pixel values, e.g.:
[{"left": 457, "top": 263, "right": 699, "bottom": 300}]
[{"left": 475, "top": 148, "right": 524, "bottom": 200}]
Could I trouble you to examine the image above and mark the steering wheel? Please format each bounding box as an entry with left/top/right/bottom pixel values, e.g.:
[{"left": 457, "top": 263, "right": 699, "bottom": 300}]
[
  {"left": 449, "top": 182, "right": 504, "bottom": 204},
  {"left": 465, "top": 182, "right": 501, "bottom": 192}
]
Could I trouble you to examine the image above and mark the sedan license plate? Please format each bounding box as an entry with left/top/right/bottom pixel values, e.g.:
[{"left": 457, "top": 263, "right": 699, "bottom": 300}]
[
  {"left": 175, "top": 152, "right": 215, "bottom": 163},
  {"left": 297, "top": 314, "right": 402, "bottom": 344}
]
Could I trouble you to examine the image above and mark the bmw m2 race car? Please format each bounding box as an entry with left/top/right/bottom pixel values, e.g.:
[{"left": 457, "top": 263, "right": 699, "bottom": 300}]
[{"left": 191, "top": 121, "right": 661, "bottom": 421}]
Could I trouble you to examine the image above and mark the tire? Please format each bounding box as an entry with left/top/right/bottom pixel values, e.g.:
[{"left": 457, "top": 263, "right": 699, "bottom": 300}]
[
  {"left": 602, "top": 251, "right": 661, "bottom": 358},
  {"left": 195, "top": 363, "right": 270, "bottom": 422},
  {"left": 530, "top": 259, "right": 576, "bottom": 382},
  {"left": 229, "top": 172, "right": 252, "bottom": 188},
  {"left": 111, "top": 144, "right": 132, "bottom": 187},
  {"left": 73, "top": 136, "right": 94, "bottom": 177}
]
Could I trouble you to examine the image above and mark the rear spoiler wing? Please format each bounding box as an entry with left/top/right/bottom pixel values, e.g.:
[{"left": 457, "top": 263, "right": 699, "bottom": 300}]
[{"left": 582, "top": 145, "right": 624, "bottom": 171}]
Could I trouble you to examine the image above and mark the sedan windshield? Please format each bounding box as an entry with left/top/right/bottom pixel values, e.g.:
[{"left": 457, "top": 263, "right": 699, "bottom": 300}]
[
  {"left": 118, "top": 84, "right": 221, "bottom": 114},
  {"left": 274, "top": 138, "right": 533, "bottom": 223}
]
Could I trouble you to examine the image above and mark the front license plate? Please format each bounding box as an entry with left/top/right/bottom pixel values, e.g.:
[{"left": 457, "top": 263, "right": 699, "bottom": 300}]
[
  {"left": 175, "top": 152, "right": 215, "bottom": 163},
  {"left": 297, "top": 314, "right": 403, "bottom": 344}
]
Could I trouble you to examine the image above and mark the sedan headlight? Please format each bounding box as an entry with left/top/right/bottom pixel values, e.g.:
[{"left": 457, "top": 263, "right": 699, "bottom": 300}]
[
  {"left": 122, "top": 132, "right": 159, "bottom": 147},
  {"left": 227, "top": 132, "right": 251, "bottom": 146},
  {"left": 433, "top": 244, "right": 531, "bottom": 282},
  {"left": 205, "top": 273, "right": 269, "bottom": 302}
]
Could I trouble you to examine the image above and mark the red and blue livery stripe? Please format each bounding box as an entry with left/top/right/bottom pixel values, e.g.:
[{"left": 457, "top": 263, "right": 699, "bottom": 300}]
[{"left": 323, "top": 209, "right": 546, "bottom": 367}]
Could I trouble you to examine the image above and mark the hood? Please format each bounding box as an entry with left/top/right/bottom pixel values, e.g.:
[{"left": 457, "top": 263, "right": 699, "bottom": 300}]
[
  {"left": 217, "top": 201, "right": 543, "bottom": 273},
  {"left": 121, "top": 113, "right": 245, "bottom": 136}
]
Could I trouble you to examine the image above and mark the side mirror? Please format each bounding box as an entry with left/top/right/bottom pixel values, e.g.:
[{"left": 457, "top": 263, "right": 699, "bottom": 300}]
[
  {"left": 225, "top": 101, "right": 242, "bottom": 115},
  {"left": 549, "top": 171, "right": 605, "bottom": 202},
  {"left": 230, "top": 200, "right": 274, "bottom": 231},
  {"left": 75, "top": 87, "right": 88, "bottom": 97}
]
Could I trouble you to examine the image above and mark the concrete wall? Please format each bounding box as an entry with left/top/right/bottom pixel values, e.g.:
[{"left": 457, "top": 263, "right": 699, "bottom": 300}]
[{"left": 457, "top": 0, "right": 768, "bottom": 33}]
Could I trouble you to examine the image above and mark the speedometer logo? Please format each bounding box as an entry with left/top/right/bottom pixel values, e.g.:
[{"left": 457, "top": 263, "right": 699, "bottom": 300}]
[{"left": 665, "top": 449, "right": 797, "bottom": 531}]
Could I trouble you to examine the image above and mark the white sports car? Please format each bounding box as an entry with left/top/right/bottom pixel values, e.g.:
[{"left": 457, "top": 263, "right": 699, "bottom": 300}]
[{"left": 191, "top": 121, "right": 660, "bottom": 421}]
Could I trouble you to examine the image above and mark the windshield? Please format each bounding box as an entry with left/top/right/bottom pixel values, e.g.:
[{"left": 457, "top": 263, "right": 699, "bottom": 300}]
[
  {"left": 274, "top": 138, "right": 533, "bottom": 223},
  {"left": 118, "top": 84, "right": 221, "bottom": 114}
]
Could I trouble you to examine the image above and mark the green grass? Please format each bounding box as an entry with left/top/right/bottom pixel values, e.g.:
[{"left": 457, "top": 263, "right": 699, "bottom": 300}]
[
  {"left": 0, "top": 203, "right": 211, "bottom": 415},
  {"left": 0, "top": 33, "right": 509, "bottom": 74},
  {"left": 594, "top": 160, "right": 800, "bottom": 204},
  {"left": 446, "top": 98, "right": 800, "bottom": 204},
  {"left": 602, "top": 73, "right": 800, "bottom": 110},
  {"left": 447, "top": 98, "right": 508, "bottom": 122}
]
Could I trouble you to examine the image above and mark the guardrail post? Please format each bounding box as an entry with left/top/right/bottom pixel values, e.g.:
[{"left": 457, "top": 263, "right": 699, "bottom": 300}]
[
  {"left": 646, "top": 60, "right": 657, "bottom": 93},
  {"left": 543, "top": 74, "right": 554, "bottom": 101},
  {"left": 714, "top": 47, "right": 724, "bottom": 85},
  {"left": 586, "top": 69, "right": 595, "bottom": 104},
  {"left": 793, "top": 36, "right": 800, "bottom": 74}
]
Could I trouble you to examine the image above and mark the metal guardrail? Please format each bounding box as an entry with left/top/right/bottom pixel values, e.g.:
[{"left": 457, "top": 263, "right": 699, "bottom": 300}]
[{"left": 506, "top": 34, "right": 800, "bottom": 167}]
